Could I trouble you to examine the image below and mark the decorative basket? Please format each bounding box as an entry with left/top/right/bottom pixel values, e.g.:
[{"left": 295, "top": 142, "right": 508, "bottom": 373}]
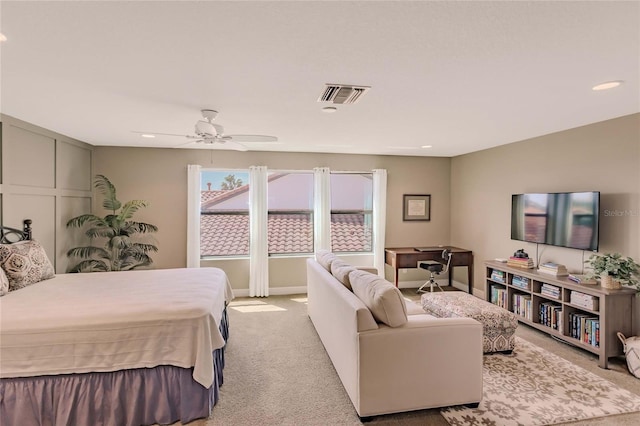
[{"left": 601, "top": 275, "right": 621, "bottom": 290}]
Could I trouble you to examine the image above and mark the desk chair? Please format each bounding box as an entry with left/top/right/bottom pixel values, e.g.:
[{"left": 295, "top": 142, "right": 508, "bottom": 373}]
[{"left": 417, "top": 249, "right": 452, "bottom": 293}]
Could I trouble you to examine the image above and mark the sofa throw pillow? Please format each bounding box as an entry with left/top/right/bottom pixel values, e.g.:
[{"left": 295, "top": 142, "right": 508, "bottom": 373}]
[
  {"left": 0, "top": 267, "right": 8, "bottom": 296},
  {"left": 330, "top": 259, "right": 356, "bottom": 291},
  {"left": 349, "top": 270, "right": 408, "bottom": 327},
  {"left": 316, "top": 249, "right": 337, "bottom": 271},
  {"left": 0, "top": 240, "right": 55, "bottom": 291}
]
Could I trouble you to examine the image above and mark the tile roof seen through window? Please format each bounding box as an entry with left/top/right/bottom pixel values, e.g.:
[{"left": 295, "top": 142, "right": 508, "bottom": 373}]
[
  {"left": 331, "top": 214, "right": 372, "bottom": 252},
  {"left": 201, "top": 190, "right": 227, "bottom": 204},
  {"left": 200, "top": 190, "right": 372, "bottom": 256}
]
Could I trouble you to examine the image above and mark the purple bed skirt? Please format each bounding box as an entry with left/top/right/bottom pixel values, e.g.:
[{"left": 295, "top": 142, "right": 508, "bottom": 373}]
[{"left": 0, "top": 308, "right": 229, "bottom": 426}]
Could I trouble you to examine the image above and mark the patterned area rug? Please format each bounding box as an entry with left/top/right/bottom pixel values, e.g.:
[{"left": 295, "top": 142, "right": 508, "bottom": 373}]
[{"left": 441, "top": 337, "right": 640, "bottom": 425}]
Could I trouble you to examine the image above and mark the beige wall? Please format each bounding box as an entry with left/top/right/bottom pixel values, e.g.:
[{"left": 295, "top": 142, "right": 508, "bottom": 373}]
[
  {"left": 0, "top": 115, "right": 94, "bottom": 273},
  {"left": 450, "top": 113, "right": 640, "bottom": 328},
  {"left": 10, "top": 111, "right": 636, "bottom": 300},
  {"left": 93, "top": 147, "right": 452, "bottom": 290}
]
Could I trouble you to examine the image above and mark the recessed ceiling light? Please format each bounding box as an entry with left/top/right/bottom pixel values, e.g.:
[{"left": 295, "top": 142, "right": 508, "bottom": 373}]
[
  {"left": 321, "top": 107, "right": 337, "bottom": 113},
  {"left": 141, "top": 134, "right": 156, "bottom": 138},
  {"left": 421, "top": 145, "right": 433, "bottom": 149},
  {"left": 592, "top": 80, "right": 623, "bottom": 91},
  {"left": 0, "top": 33, "right": 7, "bottom": 42}
]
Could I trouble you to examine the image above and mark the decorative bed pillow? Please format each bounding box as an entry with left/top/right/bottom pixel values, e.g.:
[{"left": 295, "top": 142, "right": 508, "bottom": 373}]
[
  {"left": 0, "top": 240, "right": 55, "bottom": 291},
  {"left": 0, "top": 267, "right": 8, "bottom": 296},
  {"left": 316, "top": 249, "right": 337, "bottom": 271},
  {"left": 349, "top": 269, "right": 408, "bottom": 327},
  {"left": 330, "top": 259, "right": 356, "bottom": 291}
]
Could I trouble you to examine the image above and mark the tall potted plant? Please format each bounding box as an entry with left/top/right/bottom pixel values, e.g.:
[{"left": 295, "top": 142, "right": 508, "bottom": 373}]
[
  {"left": 585, "top": 253, "right": 640, "bottom": 290},
  {"left": 66, "top": 175, "right": 158, "bottom": 272}
]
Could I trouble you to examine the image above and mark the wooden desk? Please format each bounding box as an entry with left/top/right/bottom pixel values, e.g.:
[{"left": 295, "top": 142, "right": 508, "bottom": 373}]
[{"left": 385, "top": 247, "right": 474, "bottom": 293}]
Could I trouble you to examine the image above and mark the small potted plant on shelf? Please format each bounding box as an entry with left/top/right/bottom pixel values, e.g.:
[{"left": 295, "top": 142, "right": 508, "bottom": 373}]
[{"left": 585, "top": 253, "right": 640, "bottom": 291}]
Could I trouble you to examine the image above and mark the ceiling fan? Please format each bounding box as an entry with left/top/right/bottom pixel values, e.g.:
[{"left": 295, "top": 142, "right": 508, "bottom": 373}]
[{"left": 134, "top": 109, "right": 278, "bottom": 151}]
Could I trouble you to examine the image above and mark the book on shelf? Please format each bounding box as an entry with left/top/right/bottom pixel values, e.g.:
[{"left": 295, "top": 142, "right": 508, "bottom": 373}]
[
  {"left": 540, "top": 283, "right": 561, "bottom": 299},
  {"left": 511, "top": 275, "right": 530, "bottom": 290},
  {"left": 539, "top": 302, "right": 562, "bottom": 331},
  {"left": 512, "top": 293, "right": 532, "bottom": 320},
  {"left": 490, "top": 285, "right": 508, "bottom": 309},
  {"left": 507, "top": 257, "right": 534, "bottom": 269},
  {"left": 490, "top": 270, "right": 506, "bottom": 283},
  {"left": 570, "top": 290, "right": 599, "bottom": 311},
  {"left": 538, "top": 262, "right": 569, "bottom": 276},
  {"left": 568, "top": 312, "right": 600, "bottom": 347},
  {"left": 568, "top": 274, "right": 597, "bottom": 285}
]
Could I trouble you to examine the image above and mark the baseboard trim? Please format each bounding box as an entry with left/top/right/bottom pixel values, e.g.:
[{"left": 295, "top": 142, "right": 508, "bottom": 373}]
[
  {"left": 473, "top": 287, "right": 485, "bottom": 299},
  {"left": 232, "top": 286, "right": 307, "bottom": 298},
  {"left": 232, "top": 281, "right": 476, "bottom": 298},
  {"left": 398, "top": 279, "right": 466, "bottom": 290}
]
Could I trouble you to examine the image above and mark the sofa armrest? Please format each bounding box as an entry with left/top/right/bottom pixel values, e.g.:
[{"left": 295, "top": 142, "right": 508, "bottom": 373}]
[{"left": 356, "top": 316, "right": 483, "bottom": 416}]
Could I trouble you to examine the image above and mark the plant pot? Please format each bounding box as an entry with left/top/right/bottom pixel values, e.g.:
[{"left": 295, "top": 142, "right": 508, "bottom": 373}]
[{"left": 601, "top": 275, "right": 621, "bottom": 290}]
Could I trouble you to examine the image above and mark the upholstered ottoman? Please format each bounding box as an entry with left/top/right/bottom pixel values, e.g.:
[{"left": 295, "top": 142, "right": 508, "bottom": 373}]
[{"left": 421, "top": 292, "right": 517, "bottom": 354}]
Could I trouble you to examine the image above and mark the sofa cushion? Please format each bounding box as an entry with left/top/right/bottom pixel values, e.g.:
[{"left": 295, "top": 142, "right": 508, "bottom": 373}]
[
  {"left": 331, "top": 259, "right": 356, "bottom": 290},
  {"left": 315, "top": 250, "right": 337, "bottom": 271},
  {"left": 405, "top": 299, "right": 427, "bottom": 316},
  {"left": 349, "top": 270, "right": 408, "bottom": 327}
]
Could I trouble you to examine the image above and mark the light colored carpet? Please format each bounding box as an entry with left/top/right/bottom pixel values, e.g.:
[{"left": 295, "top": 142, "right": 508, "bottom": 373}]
[{"left": 178, "top": 291, "right": 640, "bottom": 426}]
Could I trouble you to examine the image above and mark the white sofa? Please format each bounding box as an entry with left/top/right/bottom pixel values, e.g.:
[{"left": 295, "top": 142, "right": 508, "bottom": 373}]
[{"left": 306, "top": 254, "right": 483, "bottom": 419}]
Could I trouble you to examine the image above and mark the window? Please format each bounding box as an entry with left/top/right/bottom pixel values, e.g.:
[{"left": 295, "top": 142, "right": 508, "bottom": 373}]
[
  {"left": 200, "top": 170, "right": 250, "bottom": 257},
  {"left": 198, "top": 169, "right": 375, "bottom": 257},
  {"left": 330, "top": 173, "right": 373, "bottom": 253},
  {"left": 267, "top": 172, "right": 314, "bottom": 255}
]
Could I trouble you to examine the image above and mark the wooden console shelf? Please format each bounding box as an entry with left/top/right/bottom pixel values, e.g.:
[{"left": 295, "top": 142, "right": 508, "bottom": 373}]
[{"left": 485, "top": 260, "right": 635, "bottom": 368}]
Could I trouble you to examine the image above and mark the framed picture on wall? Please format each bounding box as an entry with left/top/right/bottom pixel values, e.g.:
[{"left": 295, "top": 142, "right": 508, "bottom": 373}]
[{"left": 403, "top": 194, "right": 431, "bottom": 221}]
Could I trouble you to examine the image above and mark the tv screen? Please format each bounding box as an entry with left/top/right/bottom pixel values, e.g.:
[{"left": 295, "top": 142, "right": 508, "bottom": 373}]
[{"left": 511, "top": 191, "right": 600, "bottom": 251}]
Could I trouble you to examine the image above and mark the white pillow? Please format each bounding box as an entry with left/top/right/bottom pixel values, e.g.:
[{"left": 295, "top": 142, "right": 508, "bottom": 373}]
[
  {"left": 330, "top": 259, "right": 356, "bottom": 291},
  {"left": 349, "top": 270, "right": 408, "bottom": 327},
  {"left": 0, "top": 240, "right": 55, "bottom": 291},
  {"left": 315, "top": 249, "right": 337, "bottom": 271},
  {"left": 0, "top": 267, "right": 8, "bottom": 296}
]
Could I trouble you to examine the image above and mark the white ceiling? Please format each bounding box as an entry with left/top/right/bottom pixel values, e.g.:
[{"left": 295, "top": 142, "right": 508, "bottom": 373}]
[{"left": 0, "top": 1, "right": 638, "bottom": 157}]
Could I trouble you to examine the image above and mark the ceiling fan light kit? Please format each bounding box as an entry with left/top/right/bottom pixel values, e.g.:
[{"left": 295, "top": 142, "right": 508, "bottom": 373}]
[{"left": 200, "top": 109, "right": 218, "bottom": 121}]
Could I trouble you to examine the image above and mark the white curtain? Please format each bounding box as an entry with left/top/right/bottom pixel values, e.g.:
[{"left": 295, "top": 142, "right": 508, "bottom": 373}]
[
  {"left": 372, "top": 169, "right": 387, "bottom": 277},
  {"left": 313, "top": 167, "right": 332, "bottom": 253},
  {"left": 249, "top": 166, "right": 269, "bottom": 297},
  {"left": 186, "top": 165, "right": 202, "bottom": 268}
]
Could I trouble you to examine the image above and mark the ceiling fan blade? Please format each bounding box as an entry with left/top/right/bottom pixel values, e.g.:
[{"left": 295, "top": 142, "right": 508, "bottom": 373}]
[
  {"left": 224, "top": 135, "right": 278, "bottom": 143},
  {"left": 217, "top": 139, "right": 249, "bottom": 152}
]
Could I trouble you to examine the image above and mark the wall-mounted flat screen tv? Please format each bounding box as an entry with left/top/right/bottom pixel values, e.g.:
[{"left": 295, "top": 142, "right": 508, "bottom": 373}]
[{"left": 511, "top": 191, "right": 600, "bottom": 251}]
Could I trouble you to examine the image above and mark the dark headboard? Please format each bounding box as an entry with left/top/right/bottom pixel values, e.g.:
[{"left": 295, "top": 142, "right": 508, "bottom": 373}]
[{"left": 0, "top": 219, "right": 32, "bottom": 243}]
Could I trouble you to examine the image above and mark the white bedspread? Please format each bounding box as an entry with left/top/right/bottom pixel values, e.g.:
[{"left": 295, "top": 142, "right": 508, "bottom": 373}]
[{"left": 0, "top": 268, "right": 234, "bottom": 388}]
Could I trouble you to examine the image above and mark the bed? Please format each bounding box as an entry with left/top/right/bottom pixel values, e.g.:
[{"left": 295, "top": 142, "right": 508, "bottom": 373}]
[{"left": 0, "top": 220, "right": 233, "bottom": 426}]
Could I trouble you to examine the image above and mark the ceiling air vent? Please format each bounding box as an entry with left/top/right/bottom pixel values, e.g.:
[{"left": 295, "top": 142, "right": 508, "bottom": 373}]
[{"left": 318, "top": 84, "right": 371, "bottom": 104}]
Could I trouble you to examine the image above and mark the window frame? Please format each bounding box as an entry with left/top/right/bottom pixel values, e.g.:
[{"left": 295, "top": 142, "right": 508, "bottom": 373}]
[
  {"left": 329, "top": 171, "right": 374, "bottom": 254},
  {"left": 198, "top": 168, "right": 376, "bottom": 259},
  {"left": 266, "top": 170, "right": 314, "bottom": 256},
  {"left": 199, "top": 168, "right": 251, "bottom": 259}
]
